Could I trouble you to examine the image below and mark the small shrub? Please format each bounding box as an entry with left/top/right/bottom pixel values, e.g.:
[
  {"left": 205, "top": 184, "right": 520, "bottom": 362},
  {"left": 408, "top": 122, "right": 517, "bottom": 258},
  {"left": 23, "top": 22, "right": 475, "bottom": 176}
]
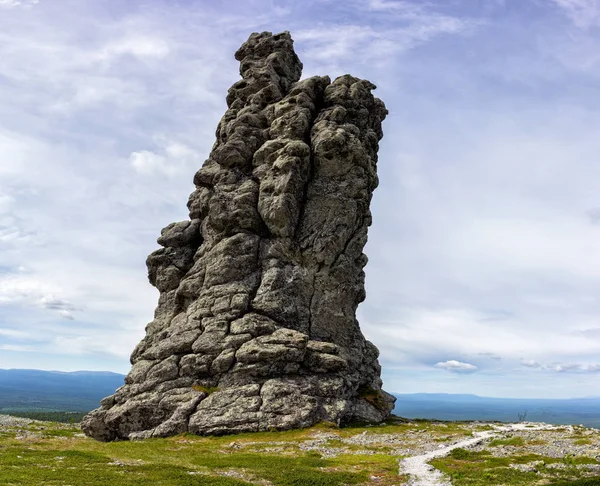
[
  {"left": 448, "top": 447, "right": 487, "bottom": 460},
  {"left": 528, "top": 439, "right": 548, "bottom": 445},
  {"left": 357, "top": 385, "right": 387, "bottom": 411},
  {"left": 546, "top": 477, "right": 600, "bottom": 486},
  {"left": 316, "top": 421, "right": 339, "bottom": 429},
  {"left": 489, "top": 436, "right": 524, "bottom": 447}
]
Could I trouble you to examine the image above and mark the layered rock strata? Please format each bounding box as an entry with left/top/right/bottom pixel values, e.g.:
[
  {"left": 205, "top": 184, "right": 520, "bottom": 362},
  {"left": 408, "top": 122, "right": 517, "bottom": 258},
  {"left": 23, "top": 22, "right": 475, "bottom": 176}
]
[{"left": 82, "top": 31, "right": 395, "bottom": 441}]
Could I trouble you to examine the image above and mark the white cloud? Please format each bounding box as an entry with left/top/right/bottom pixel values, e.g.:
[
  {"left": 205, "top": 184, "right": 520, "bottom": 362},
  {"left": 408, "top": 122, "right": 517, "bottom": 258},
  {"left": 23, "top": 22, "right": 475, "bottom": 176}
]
[
  {"left": 292, "top": 0, "right": 477, "bottom": 75},
  {"left": 97, "top": 36, "right": 170, "bottom": 61},
  {"left": 0, "top": 225, "right": 25, "bottom": 243},
  {"left": 547, "top": 363, "right": 582, "bottom": 372},
  {"left": 0, "top": 194, "right": 13, "bottom": 212},
  {"left": 434, "top": 360, "right": 478, "bottom": 373},
  {"left": 521, "top": 359, "right": 541, "bottom": 368},
  {"left": 0, "top": 277, "right": 80, "bottom": 318},
  {"left": 476, "top": 352, "right": 502, "bottom": 360},
  {"left": 0, "top": 0, "right": 39, "bottom": 8},
  {"left": 39, "top": 295, "right": 76, "bottom": 311},
  {"left": 366, "top": 304, "right": 600, "bottom": 371},
  {"left": 295, "top": 16, "right": 473, "bottom": 71},
  {"left": 553, "top": 0, "right": 600, "bottom": 29},
  {"left": 52, "top": 334, "right": 138, "bottom": 359},
  {"left": 164, "top": 142, "right": 196, "bottom": 159},
  {"left": 0, "top": 328, "right": 30, "bottom": 339},
  {"left": 130, "top": 150, "right": 170, "bottom": 175},
  {"left": 0, "top": 275, "right": 55, "bottom": 304},
  {"left": 130, "top": 141, "right": 200, "bottom": 176},
  {"left": 367, "top": 0, "right": 417, "bottom": 12},
  {"left": 518, "top": 361, "right": 600, "bottom": 373},
  {"left": 0, "top": 344, "right": 35, "bottom": 352}
]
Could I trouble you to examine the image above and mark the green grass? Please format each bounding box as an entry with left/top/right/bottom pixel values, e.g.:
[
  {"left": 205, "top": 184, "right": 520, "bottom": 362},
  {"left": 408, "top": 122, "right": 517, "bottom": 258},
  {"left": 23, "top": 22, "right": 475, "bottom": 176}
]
[
  {"left": 39, "top": 427, "right": 82, "bottom": 438},
  {"left": 338, "top": 417, "right": 474, "bottom": 439},
  {"left": 0, "top": 420, "right": 407, "bottom": 485},
  {"left": 488, "top": 436, "right": 525, "bottom": 447},
  {"left": 574, "top": 438, "right": 594, "bottom": 446},
  {"left": 0, "top": 439, "right": 368, "bottom": 485},
  {"left": 0, "top": 417, "right": 501, "bottom": 485},
  {"left": 528, "top": 438, "right": 548, "bottom": 445},
  {"left": 431, "top": 447, "right": 600, "bottom": 486},
  {"left": 546, "top": 479, "right": 600, "bottom": 486},
  {"left": 4, "top": 416, "right": 599, "bottom": 485},
  {"left": 431, "top": 449, "right": 539, "bottom": 485}
]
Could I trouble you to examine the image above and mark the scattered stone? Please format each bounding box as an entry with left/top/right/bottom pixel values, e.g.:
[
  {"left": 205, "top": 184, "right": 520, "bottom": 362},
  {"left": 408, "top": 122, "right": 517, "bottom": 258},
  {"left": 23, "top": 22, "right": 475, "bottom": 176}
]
[{"left": 509, "top": 461, "right": 542, "bottom": 472}]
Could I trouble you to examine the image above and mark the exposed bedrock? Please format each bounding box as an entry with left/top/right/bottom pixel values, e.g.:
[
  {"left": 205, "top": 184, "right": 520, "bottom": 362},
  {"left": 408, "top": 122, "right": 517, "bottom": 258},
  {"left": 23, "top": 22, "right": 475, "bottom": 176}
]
[{"left": 82, "top": 31, "right": 395, "bottom": 441}]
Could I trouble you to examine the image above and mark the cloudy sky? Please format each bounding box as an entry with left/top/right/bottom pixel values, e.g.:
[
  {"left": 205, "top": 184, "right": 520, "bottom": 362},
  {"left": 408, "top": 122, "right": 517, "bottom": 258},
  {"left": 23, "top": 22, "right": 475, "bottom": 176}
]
[{"left": 1, "top": 0, "right": 600, "bottom": 399}]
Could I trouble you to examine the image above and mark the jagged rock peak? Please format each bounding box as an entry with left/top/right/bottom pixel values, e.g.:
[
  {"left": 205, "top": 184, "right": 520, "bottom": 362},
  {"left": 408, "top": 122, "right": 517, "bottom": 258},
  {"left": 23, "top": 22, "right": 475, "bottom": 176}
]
[{"left": 82, "top": 31, "right": 394, "bottom": 441}]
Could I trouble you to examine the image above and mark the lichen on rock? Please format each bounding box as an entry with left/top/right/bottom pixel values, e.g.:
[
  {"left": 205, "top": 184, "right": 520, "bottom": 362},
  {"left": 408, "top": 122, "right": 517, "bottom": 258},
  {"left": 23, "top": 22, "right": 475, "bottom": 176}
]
[{"left": 82, "top": 30, "right": 395, "bottom": 441}]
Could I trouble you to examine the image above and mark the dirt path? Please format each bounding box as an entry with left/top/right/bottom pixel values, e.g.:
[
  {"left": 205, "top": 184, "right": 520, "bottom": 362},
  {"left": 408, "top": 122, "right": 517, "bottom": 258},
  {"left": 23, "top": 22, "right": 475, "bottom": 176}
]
[{"left": 399, "top": 423, "right": 560, "bottom": 486}]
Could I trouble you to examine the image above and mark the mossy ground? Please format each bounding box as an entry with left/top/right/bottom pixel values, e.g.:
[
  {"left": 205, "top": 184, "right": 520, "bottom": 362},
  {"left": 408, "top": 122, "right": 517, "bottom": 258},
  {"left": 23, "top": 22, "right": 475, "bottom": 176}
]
[
  {"left": 0, "top": 420, "right": 403, "bottom": 485},
  {"left": 431, "top": 447, "right": 600, "bottom": 486},
  {"left": 2, "top": 417, "right": 600, "bottom": 485}
]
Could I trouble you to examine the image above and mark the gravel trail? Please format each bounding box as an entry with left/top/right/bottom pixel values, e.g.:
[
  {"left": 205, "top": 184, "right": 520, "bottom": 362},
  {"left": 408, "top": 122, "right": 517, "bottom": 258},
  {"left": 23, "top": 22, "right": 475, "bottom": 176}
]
[{"left": 399, "top": 422, "right": 561, "bottom": 486}]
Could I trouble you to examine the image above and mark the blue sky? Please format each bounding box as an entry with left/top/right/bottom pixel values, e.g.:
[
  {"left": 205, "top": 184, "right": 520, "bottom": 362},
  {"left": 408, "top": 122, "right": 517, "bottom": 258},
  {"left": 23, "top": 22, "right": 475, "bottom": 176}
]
[{"left": 1, "top": 0, "right": 600, "bottom": 398}]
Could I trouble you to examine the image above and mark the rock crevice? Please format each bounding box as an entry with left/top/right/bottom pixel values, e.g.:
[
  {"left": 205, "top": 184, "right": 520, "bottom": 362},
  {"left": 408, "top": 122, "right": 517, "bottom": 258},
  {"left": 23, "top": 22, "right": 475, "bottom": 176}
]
[{"left": 82, "top": 31, "right": 395, "bottom": 442}]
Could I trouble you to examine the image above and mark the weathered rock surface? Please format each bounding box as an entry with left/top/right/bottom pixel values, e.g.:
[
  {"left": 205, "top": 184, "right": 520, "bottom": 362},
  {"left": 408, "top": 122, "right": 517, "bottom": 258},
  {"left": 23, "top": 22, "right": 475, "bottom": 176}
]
[{"left": 82, "top": 30, "right": 394, "bottom": 441}]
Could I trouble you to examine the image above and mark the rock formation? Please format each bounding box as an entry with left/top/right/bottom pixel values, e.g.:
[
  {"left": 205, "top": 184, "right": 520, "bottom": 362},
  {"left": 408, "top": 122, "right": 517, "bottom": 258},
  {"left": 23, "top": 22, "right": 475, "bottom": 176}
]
[{"left": 82, "top": 31, "right": 395, "bottom": 441}]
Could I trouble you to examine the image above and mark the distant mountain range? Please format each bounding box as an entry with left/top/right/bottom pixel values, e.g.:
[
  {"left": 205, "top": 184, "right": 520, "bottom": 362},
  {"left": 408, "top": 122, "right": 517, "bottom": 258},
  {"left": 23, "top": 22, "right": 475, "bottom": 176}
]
[
  {"left": 393, "top": 393, "right": 600, "bottom": 429},
  {"left": 0, "top": 369, "right": 125, "bottom": 413},
  {"left": 2, "top": 370, "right": 600, "bottom": 429}
]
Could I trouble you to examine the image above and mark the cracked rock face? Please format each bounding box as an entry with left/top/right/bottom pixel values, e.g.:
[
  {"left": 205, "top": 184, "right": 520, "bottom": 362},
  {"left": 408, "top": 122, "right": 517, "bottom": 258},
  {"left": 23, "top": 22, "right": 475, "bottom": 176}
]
[{"left": 82, "top": 31, "right": 395, "bottom": 441}]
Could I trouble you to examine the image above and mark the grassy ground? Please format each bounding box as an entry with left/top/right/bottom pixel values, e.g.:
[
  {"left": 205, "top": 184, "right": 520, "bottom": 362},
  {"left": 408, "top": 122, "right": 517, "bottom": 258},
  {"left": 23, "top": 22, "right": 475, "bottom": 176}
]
[
  {"left": 0, "top": 420, "right": 403, "bottom": 485},
  {"left": 2, "top": 417, "right": 600, "bottom": 485},
  {"left": 430, "top": 447, "right": 600, "bottom": 486}
]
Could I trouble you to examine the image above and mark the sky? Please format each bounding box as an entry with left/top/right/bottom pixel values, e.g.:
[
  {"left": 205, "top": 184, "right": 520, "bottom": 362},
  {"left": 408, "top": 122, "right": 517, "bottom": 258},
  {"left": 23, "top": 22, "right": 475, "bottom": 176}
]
[{"left": 1, "top": 0, "right": 600, "bottom": 399}]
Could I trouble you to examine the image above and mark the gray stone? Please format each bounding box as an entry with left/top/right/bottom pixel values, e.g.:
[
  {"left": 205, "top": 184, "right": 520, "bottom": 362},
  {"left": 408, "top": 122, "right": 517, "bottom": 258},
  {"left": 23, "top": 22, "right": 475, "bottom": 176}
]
[
  {"left": 229, "top": 313, "right": 276, "bottom": 336},
  {"left": 305, "top": 348, "right": 348, "bottom": 373},
  {"left": 82, "top": 30, "right": 394, "bottom": 442}
]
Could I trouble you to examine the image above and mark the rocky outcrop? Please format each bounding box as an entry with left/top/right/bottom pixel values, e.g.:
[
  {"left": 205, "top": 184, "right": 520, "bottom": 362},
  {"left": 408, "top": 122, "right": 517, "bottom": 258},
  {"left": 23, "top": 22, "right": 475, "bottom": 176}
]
[{"left": 82, "top": 31, "right": 394, "bottom": 441}]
